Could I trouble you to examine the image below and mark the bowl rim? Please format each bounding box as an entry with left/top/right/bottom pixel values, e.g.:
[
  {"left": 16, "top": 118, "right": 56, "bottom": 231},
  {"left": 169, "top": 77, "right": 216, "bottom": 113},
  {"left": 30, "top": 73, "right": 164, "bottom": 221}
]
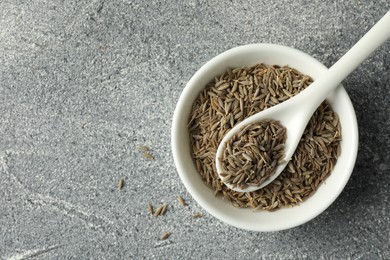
[{"left": 171, "top": 43, "right": 359, "bottom": 231}]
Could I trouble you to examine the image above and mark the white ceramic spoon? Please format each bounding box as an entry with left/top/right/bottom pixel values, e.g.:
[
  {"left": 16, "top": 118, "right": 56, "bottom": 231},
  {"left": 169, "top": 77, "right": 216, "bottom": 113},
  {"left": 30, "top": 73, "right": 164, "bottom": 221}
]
[{"left": 216, "top": 10, "right": 390, "bottom": 193}]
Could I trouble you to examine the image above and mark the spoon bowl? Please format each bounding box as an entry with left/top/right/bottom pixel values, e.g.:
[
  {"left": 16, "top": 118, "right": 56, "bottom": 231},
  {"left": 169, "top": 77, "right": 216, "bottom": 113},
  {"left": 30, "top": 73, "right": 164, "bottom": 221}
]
[{"left": 215, "top": 93, "right": 313, "bottom": 193}]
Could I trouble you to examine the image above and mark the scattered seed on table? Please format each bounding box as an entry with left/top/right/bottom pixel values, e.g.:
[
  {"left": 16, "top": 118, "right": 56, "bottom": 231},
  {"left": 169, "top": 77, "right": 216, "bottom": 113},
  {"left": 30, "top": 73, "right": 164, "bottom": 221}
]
[
  {"left": 154, "top": 204, "right": 164, "bottom": 218},
  {"left": 143, "top": 152, "right": 155, "bottom": 160},
  {"left": 117, "top": 179, "right": 123, "bottom": 190},
  {"left": 177, "top": 196, "right": 186, "bottom": 206},
  {"left": 148, "top": 203, "right": 154, "bottom": 215},
  {"left": 160, "top": 204, "right": 168, "bottom": 215},
  {"left": 138, "top": 145, "right": 150, "bottom": 152},
  {"left": 191, "top": 213, "right": 204, "bottom": 219},
  {"left": 160, "top": 232, "right": 171, "bottom": 240}
]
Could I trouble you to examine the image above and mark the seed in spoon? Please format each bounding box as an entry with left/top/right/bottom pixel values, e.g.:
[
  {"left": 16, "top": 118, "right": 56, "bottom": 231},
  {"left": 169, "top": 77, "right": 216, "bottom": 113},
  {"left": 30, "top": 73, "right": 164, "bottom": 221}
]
[{"left": 219, "top": 119, "right": 287, "bottom": 189}]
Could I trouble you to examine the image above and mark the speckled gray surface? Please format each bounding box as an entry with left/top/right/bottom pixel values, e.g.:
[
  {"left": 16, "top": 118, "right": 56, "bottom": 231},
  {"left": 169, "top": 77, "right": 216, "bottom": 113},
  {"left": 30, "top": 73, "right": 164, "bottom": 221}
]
[{"left": 1, "top": 0, "right": 389, "bottom": 259}]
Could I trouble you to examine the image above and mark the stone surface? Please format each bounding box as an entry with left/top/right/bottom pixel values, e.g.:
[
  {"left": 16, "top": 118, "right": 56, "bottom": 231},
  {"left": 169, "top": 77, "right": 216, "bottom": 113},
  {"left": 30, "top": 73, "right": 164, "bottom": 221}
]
[{"left": 0, "top": 0, "right": 389, "bottom": 259}]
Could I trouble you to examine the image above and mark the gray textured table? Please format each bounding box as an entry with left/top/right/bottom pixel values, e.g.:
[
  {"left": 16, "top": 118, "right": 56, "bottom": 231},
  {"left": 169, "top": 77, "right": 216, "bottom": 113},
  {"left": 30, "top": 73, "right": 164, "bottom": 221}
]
[{"left": 1, "top": 1, "right": 389, "bottom": 259}]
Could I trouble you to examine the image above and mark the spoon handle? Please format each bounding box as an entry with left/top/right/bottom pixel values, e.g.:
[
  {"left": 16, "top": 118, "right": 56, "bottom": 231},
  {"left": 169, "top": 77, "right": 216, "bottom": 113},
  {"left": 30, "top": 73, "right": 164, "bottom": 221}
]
[
  {"left": 298, "top": 10, "right": 390, "bottom": 114},
  {"left": 330, "top": 10, "right": 390, "bottom": 81}
]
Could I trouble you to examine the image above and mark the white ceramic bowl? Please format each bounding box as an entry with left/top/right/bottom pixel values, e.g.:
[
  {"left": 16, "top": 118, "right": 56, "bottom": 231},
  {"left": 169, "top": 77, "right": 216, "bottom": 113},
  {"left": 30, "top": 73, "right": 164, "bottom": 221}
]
[{"left": 171, "top": 44, "right": 358, "bottom": 232}]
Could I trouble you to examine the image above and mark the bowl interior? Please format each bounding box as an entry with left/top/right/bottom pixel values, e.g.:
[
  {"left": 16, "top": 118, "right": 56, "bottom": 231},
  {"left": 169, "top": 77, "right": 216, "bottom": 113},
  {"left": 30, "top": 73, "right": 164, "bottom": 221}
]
[{"left": 172, "top": 44, "right": 358, "bottom": 231}]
